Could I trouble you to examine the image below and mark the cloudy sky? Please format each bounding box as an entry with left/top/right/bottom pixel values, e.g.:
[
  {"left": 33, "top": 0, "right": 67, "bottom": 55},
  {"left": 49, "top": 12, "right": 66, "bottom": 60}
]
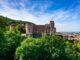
[{"left": 0, "top": 0, "right": 80, "bottom": 32}]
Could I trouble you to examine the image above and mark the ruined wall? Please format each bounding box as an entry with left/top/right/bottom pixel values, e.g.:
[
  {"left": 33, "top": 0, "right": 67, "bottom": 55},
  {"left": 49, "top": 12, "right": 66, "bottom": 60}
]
[{"left": 33, "top": 25, "right": 45, "bottom": 33}]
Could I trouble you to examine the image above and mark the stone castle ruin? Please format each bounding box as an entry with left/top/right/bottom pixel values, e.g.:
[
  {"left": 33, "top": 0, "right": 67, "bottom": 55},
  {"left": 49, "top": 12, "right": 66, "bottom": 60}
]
[
  {"left": 25, "top": 21, "right": 56, "bottom": 36},
  {"left": 10, "top": 21, "right": 56, "bottom": 36}
]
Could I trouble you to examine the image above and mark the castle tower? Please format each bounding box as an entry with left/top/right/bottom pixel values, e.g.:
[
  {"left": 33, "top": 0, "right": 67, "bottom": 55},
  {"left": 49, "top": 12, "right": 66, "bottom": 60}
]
[
  {"left": 25, "top": 23, "right": 33, "bottom": 36},
  {"left": 10, "top": 24, "right": 16, "bottom": 31},
  {"left": 49, "top": 21, "right": 56, "bottom": 35}
]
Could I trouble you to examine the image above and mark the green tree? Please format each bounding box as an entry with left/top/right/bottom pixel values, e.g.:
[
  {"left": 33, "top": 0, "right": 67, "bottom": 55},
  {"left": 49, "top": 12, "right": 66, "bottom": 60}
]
[
  {"left": 15, "top": 35, "right": 70, "bottom": 60},
  {"left": 0, "top": 30, "right": 25, "bottom": 60},
  {"left": 0, "top": 32, "right": 8, "bottom": 60}
]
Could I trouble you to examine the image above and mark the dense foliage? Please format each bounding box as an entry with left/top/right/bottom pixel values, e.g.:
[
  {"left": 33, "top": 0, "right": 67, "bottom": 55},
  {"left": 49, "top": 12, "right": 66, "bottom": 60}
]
[
  {"left": 15, "top": 34, "right": 80, "bottom": 60},
  {"left": 0, "top": 30, "right": 25, "bottom": 60}
]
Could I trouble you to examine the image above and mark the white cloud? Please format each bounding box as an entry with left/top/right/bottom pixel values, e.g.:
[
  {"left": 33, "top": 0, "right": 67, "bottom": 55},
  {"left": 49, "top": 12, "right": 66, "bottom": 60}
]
[{"left": 0, "top": 0, "right": 80, "bottom": 32}]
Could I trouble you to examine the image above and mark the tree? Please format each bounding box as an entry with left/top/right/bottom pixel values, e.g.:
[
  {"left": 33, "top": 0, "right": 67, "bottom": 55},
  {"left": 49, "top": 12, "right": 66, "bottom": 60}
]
[
  {"left": 15, "top": 35, "right": 70, "bottom": 60},
  {"left": 0, "top": 31, "right": 8, "bottom": 60},
  {"left": 0, "top": 30, "right": 25, "bottom": 60}
]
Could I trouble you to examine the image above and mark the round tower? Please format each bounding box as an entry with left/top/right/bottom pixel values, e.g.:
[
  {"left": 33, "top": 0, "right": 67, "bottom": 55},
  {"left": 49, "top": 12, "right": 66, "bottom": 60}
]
[
  {"left": 25, "top": 23, "right": 33, "bottom": 36},
  {"left": 10, "top": 24, "right": 16, "bottom": 31}
]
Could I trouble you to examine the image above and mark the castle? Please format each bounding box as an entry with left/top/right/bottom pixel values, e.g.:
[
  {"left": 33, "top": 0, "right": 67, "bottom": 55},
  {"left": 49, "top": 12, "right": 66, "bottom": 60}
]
[
  {"left": 25, "top": 21, "right": 56, "bottom": 36},
  {"left": 10, "top": 21, "right": 56, "bottom": 36}
]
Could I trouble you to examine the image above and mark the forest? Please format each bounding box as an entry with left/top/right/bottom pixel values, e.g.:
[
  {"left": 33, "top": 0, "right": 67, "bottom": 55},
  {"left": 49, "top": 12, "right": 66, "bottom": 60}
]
[{"left": 0, "top": 16, "right": 80, "bottom": 60}]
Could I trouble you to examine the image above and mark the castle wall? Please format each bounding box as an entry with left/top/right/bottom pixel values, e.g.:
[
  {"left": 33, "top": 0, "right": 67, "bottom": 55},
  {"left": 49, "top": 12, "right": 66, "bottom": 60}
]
[
  {"left": 33, "top": 25, "right": 45, "bottom": 33},
  {"left": 45, "top": 24, "right": 50, "bottom": 34}
]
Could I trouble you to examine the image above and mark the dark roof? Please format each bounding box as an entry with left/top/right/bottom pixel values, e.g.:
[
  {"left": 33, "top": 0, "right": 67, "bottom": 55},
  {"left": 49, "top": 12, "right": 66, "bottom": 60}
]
[{"left": 10, "top": 24, "right": 16, "bottom": 26}]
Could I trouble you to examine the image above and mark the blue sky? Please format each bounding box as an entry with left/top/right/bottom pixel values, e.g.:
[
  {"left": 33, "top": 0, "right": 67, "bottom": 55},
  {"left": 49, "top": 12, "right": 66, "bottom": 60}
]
[{"left": 0, "top": 0, "right": 80, "bottom": 32}]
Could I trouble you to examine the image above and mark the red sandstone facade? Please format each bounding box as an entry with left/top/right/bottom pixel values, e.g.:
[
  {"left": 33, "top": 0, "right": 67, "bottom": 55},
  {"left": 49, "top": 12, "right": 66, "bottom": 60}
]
[{"left": 25, "top": 21, "right": 56, "bottom": 35}]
